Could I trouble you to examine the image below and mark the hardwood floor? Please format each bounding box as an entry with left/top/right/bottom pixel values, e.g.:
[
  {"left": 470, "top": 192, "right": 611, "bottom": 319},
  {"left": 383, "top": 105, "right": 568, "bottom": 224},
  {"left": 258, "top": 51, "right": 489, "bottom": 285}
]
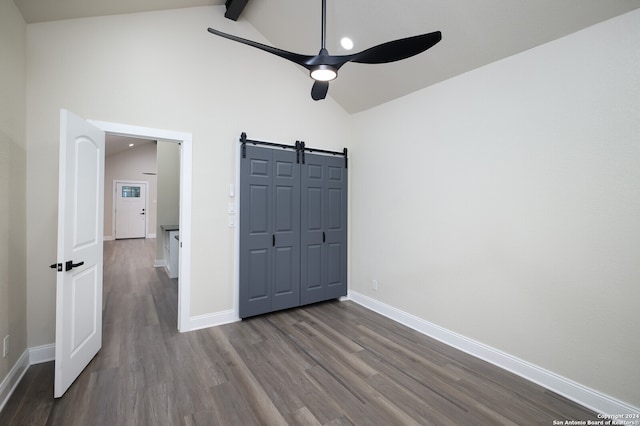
[{"left": 0, "top": 238, "right": 598, "bottom": 425}]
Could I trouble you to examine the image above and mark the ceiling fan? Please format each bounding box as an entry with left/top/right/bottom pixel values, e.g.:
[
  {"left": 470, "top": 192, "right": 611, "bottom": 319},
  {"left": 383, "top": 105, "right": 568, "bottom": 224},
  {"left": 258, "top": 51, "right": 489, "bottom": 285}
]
[{"left": 207, "top": 0, "right": 442, "bottom": 101}]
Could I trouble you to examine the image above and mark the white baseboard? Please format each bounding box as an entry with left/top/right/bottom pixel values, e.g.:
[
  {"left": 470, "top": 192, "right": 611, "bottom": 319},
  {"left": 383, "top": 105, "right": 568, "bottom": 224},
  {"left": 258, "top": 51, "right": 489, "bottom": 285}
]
[
  {"left": 106, "top": 235, "right": 156, "bottom": 241},
  {"left": 0, "top": 350, "right": 29, "bottom": 413},
  {"left": 187, "top": 310, "right": 239, "bottom": 332},
  {"left": 154, "top": 259, "right": 165, "bottom": 268},
  {"left": 28, "top": 343, "right": 55, "bottom": 365},
  {"left": 348, "top": 290, "right": 639, "bottom": 417}
]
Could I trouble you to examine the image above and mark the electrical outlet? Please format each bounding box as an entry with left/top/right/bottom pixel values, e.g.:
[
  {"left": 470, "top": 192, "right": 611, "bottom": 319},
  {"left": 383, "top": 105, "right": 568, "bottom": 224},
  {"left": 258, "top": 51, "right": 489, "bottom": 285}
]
[
  {"left": 2, "top": 335, "right": 8, "bottom": 358},
  {"left": 372, "top": 279, "right": 378, "bottom": 291}
]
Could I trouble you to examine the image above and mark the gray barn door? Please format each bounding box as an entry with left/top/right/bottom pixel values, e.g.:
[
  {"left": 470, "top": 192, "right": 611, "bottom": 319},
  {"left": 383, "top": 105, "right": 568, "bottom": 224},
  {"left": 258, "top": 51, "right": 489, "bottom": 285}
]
[
  {"left": 239, "top": 145, "right": 300, "bottom": 318},
  {"left": 301, "top": 154, "right": 348, "bottom": 305}
]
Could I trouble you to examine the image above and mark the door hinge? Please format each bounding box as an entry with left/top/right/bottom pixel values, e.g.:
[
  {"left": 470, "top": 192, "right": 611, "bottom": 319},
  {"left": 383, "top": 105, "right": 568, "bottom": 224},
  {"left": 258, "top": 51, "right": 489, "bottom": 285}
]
[{"left": 241, "top": 132, "right": 247, "bottom": 158}]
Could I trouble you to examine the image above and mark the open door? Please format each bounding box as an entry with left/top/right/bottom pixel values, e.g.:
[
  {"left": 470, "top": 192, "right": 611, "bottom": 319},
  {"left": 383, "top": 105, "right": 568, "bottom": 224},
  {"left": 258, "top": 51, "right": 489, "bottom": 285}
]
[{"left": 52, "top": 110, "right": 105, "bottom": 398}]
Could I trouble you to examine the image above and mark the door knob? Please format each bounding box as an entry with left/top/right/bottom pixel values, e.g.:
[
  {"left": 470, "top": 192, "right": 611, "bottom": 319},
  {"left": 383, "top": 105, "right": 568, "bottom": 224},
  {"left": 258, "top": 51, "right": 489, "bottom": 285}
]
[
  {"left": 50, "top": 261, "right": 83, "bottom": 271},
  {"left": 65, "top": 260, "right": 84, "bottom": 271}
]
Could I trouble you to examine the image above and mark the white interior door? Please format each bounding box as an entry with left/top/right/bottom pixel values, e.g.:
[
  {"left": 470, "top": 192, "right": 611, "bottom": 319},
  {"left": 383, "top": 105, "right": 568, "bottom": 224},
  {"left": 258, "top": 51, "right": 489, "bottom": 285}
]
[
  {"left": 54, "top": 109, "right": 105, "bottom": 398},
  {"left": 115, "top": 182, "right": 146, "bottom": 239}
]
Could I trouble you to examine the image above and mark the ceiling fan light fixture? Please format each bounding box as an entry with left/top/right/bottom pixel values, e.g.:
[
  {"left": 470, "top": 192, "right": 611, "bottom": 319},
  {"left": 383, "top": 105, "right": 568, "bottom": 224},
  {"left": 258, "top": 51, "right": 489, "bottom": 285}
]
[{"left": 310, "top": 65, "right": 337, "bottom": 82}]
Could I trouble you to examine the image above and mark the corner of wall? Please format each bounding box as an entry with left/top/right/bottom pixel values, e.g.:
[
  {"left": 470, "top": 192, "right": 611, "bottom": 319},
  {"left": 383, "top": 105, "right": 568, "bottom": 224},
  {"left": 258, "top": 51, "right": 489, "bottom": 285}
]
[{"left": 0, "top": 0, "right": 28, "bottom": 401}]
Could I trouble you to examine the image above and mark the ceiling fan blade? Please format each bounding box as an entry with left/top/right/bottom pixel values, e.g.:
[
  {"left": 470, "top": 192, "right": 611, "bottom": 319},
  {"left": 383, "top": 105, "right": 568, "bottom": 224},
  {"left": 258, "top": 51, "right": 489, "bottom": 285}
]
[
  {"left": 207, "top": 28, "right": 315, "bottom": 68},
  {"left": 351, "top": 31, "right": 442, "bottom": 64},
  {"left": 311, "top": 81, "right": 329, "bottom": 100}
]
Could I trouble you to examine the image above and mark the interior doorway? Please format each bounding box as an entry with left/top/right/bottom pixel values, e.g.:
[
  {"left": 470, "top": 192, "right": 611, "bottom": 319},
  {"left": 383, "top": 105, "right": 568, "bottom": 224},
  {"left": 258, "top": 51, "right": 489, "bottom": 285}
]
[
  {"left": 93, "top": 119, "right": 193, "bottom": 332},
  {"left": 105, "top": 135, "right": 157, "bottom": 241}
]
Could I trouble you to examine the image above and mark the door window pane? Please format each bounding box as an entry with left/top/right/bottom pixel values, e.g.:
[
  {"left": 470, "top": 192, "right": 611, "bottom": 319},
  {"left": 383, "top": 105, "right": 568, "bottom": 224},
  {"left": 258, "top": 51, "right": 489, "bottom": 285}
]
[{"left": 122, "top": 186, "right": 140, "bottom": 198}]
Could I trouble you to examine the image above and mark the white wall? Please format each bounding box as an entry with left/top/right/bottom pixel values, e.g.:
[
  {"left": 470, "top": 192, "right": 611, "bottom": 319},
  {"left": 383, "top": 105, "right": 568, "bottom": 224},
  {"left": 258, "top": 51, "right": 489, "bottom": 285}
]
[
  {"left": 156, "top": 141, "right": 180, "bottom": 262},
  {"left": 105, "top": 142, "right": 158, "bottom": 239},
  {"left": 0, "top": 0, "right": 27, "bottom": 394},
  {"left": 25, "top": 6, "right": 352, "bottom": 346},
  {"left": 350, "top": 9, "right": 640, "bottom": 407}
]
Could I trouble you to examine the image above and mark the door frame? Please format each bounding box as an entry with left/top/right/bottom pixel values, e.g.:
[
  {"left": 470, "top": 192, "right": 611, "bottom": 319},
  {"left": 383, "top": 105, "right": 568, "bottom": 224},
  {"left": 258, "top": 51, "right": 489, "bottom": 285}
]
[
  {"left": 112, "top": 180, "right": 149, "bottom": 239},
  {"left": 90, "top": 119, "right": 192, "bottom": 332}
]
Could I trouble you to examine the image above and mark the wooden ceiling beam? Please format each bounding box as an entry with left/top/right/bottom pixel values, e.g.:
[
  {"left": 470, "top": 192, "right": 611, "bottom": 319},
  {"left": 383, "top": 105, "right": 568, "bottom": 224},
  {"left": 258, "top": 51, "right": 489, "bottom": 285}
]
[{"left": 224, "top": 0, "right": 250, "bottom": 21}]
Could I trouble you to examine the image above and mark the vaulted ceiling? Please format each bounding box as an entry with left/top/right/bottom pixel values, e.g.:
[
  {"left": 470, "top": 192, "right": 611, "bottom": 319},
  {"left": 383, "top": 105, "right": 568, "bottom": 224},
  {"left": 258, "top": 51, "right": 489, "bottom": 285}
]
[{"left": 13, "top": 0, "right": 640, "bottom": 113}]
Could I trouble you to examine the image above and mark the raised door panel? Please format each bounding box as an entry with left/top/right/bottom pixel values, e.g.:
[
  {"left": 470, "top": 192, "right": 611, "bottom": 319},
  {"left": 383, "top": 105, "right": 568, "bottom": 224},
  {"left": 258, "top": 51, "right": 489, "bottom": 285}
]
[
  {"left": 249, "top": 185, "right": 269, "bottom": 234},
  {"left": 247, "top": 248, "right": 269, "bottom": 301}
]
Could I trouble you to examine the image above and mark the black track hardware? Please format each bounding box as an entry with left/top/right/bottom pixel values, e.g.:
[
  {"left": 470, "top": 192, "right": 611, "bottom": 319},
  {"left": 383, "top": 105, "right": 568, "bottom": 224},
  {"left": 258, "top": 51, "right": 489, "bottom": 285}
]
[{"left": 239, "top": 133, "right": 347, "bottom": 167}]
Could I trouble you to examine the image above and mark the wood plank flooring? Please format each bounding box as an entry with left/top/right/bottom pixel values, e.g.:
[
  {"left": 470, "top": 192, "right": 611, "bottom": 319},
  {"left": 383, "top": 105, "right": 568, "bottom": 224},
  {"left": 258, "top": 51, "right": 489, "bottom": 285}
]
[{"left": 0, "top": 238, "right": 599, "bottom": 425}]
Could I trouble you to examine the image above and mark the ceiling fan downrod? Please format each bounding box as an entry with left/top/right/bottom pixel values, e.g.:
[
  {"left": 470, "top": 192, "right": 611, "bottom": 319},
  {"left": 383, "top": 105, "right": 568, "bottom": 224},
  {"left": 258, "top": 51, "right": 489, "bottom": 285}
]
[
  {"left": 310, "top": 0, "right": 338, "bottom": 82},
  {"left": 321, "top": 0, "right": 327, "bottom": 50}
]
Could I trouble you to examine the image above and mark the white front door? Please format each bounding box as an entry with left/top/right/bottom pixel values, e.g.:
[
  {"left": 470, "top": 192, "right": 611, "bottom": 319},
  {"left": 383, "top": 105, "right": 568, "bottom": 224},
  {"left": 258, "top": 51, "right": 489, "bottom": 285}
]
[
  {"left": 115, "top": 182, "right": 146, "bottom": 239},
  {"left": 54, "top": 109, "right": 105, "bottom": 398}
]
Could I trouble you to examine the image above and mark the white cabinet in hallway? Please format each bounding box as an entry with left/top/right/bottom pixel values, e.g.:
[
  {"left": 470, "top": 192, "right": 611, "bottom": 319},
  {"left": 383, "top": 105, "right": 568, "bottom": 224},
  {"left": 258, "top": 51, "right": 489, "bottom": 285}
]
[{"left": 161, "top": 225, "right": 179, "bottom": 279}]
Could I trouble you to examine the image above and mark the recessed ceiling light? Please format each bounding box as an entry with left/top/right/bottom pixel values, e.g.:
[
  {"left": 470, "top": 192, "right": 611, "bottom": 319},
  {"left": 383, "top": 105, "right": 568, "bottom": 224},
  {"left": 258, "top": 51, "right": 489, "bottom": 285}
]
[
  {"left": 340, "top": 37, "right": 354, "bottom": 50},
  {"left": 129, "top": 143, "right": 134, "bottom": 147}
]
